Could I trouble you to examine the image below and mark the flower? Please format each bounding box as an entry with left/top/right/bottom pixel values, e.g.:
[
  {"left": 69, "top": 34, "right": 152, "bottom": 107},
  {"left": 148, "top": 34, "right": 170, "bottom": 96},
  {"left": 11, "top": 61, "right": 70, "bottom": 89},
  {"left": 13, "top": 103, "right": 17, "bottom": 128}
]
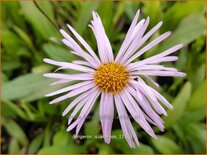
[{"left": 43, "top": 9, "right": 185, "bottom": 148}]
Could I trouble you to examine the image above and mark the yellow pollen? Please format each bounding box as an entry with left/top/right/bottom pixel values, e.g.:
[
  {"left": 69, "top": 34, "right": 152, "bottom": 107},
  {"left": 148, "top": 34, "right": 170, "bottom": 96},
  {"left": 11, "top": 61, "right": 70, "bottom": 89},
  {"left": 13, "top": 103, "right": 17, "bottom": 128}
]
[{"left": 94, "top": 63, "right": 130, "bottom": 94}]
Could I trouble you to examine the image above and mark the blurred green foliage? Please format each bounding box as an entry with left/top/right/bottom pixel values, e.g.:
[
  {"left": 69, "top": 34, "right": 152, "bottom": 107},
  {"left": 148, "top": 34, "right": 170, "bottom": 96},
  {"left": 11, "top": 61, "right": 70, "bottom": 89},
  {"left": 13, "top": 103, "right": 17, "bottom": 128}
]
[{"left": 1, "top": 1, "right": 206, "bottom": 154}]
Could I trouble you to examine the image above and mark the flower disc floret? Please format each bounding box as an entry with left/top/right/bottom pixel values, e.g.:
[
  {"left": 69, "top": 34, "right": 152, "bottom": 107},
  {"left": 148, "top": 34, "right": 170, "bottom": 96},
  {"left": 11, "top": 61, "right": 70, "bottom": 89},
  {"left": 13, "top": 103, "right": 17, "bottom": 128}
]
[{"left": 94, "top": 63, "right": 130, "bottom": 94}]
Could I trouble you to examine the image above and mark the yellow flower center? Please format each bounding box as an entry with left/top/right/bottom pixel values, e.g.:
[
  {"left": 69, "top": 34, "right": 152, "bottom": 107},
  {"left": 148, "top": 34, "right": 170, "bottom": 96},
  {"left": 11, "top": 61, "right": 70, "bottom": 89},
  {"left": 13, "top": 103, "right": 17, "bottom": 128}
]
[{"left": 94, "top": 63, "right": 130, "bottom": 94}]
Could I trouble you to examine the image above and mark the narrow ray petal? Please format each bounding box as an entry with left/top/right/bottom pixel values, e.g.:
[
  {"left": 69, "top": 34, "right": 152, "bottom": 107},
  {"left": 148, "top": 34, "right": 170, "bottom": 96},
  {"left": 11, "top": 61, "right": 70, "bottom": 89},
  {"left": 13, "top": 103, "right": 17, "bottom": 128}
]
[
  {"left": 43, "top": 58, "right": 95, "bottom": 73},
  {"left": 67, "top": 24, "right": 101, "bottom": 65},
  {"left": 62, "top": 87, "right": 98, "bottom": 116},
  {"left": 114, "top": 94, "right": 139, "bottom": 148},
  {"left": 49, "top": 83, "right": 94, "bottom": 104},
  {"left": 46, "top": 81, "right": 93, "bottom": 97},
  {"left": 100, "top": 93, "right": 114, "bottom": 144},
  {"left": 124, "top": 31, "right": 171, "bottom": 65}
]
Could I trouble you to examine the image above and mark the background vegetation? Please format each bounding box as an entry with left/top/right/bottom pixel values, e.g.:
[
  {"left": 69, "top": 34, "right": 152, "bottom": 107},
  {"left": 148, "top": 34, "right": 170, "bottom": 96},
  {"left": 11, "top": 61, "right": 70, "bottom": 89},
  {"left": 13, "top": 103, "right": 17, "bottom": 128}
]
[{"left": 1, "top": 0, "right": 206, "bottom": 154}]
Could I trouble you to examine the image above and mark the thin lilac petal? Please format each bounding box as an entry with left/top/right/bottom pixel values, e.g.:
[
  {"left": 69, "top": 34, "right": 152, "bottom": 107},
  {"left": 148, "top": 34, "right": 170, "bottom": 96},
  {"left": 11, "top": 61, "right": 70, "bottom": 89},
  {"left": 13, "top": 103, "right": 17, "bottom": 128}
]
[
  {"left": 148, "top": 86, "right": 173, "bottom": 109},
  {"left": 126, "top": 85, "right": 165, "bottom": 131},
  {"left": 90, "top": 11, "right": 114, "bottom": 63},
  {"left": 62, "top": 87, "right": 97, "bottom": 116},
  {"left": 118, "top": 17, "right": 150, "bottom": 64},
  {"left": 50, "top": 79, "right": 72, "bottom": 86},
  {"left": 67, "top": 94, "right": 89, "bottom": 125},
  {"left": 100, "top": 93, "right": 114, "bottom": 144},
  {"left": 66, "top": 90, "right": 99, "bottom": 132},
  {"left": 115, "top": 10, "right": 145, "bottom": 62},
  {"left": 114, "top": 94, "right": 135, "bottom": 148},
  {"left": 129, "top": 44, "right": 183, "bottom": 69},
  {"left": 43, "top": 58, "right": 94, "bottom": 73},
  {"left": 128, "top": 64, "right": 178, "bottom": 72},
  {"left": 49, "top": 83, "right": 94, "bottom": 104},
  {"left": 144, "top": 75, "right": 159, "bottom": 88},
  {"left": 115, "top": 9, "right": 140, "bottom": 63},
  {"left": 124, "top": 31, "right": 171, "bottom": 65},
  {"left": 127, "top": 56, "right": 179, "bottom": 71},
  {"left": 61, "top": 39, "right": 99, "bottom": 68},
  {"left": 72, "top": 60, "right": 95, "bottom": 68},
  {"left": 67, "top": 24, "right": 101, "bottom": 65},
  {"left": 131, "top": 78, "right": 167, "bottom": 116},
  {"left": 131, "top": 70, "right": 186, "bottom": 77},
  {"left": 120, "top": 90, "right": 157, "bottom": 137},
  {"left": 43, "top": 73, "right": 93, "bottom": 81},
  {"left": 45, "top": 81, "right": 93, "bottom": 97}
]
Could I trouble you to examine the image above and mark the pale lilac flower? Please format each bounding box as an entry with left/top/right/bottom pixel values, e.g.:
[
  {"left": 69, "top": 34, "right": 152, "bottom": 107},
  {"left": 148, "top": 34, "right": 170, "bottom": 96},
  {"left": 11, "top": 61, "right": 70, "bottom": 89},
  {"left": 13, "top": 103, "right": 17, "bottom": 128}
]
[{"left": 43, "top": 10, "right": 185, "bottom": 148}]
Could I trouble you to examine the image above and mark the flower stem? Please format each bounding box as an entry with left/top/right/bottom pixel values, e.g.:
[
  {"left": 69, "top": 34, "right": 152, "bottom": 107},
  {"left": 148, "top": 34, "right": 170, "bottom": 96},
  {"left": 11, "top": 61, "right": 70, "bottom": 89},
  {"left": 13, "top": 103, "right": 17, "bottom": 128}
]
[{"left": 33, "top": 1, "right": 59, "bottom": 32}]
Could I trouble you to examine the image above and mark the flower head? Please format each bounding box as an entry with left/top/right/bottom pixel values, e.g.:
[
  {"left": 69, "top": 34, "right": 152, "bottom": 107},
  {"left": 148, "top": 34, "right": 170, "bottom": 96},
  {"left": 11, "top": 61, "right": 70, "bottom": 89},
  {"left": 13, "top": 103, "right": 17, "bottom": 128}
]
[{"left": 44, "top": 9, "right": 185, "bottom": 148}]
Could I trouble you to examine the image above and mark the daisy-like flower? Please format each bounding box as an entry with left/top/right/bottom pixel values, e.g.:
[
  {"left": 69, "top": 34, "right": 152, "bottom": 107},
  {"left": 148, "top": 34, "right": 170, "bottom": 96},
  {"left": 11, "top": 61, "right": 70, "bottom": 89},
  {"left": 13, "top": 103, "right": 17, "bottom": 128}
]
[{"left": 44, "top": 9, "right": 185, "bottom": 148}]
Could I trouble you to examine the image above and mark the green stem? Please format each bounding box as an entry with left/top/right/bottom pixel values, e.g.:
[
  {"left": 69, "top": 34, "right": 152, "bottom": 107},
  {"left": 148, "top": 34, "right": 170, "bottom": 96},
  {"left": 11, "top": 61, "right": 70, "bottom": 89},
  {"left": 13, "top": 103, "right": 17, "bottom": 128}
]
[{"left": 33, "top": 1, "right": 59, "bottom": 32}]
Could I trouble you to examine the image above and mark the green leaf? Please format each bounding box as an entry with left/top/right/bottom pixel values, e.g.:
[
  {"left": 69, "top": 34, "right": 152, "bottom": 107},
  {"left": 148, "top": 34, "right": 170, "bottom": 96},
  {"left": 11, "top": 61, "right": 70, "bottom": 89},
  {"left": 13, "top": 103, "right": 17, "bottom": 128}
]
[
  {"left": 2, "top": 73, "right": 64, "bottom": 102},
  {"left": 2, "top": 100, "right": 28, "bottom": 120},
  {"left": 1, "top": 30, "right": 21, "bottom": 53},
  {"left": 53, "top": 130, "right": 72, "bottom": 146},
  {"left": 156, "top": 11, "right": 206, "bottom": 55},
  {"left": 74, "top": 1, "right": 100, "bottom": 35},
  {"left": 143, "top": 1, "right": 163, "bottom": 29},
  {"left": 188, "top": 80, "right": 206, "bottom": 110},
  {"left": 28, "top": 134, "right": 44, "bottom": 154},
  {"left": 43, "top": 44, "right": 76, "bottom": 62},
  {"left": 185, "top": 123, "right": 206, "bottom": 153},
  {"left": 2, "top": 117, "right": 29, "bottom": 147},
  {"left": 98, "top": 144, "right": 115, "bottom": 154},
  {"left": 132, "top": 144, "right": 154, "bottom": 154},
  {"left": 191, "top": 64, "right": 206, "bottom": 89},
  {"left": 111, "top": 130, "right": 132, "bottom": 153},
  {"left": 19, "top": 1, "right": 59, "bottom": 39},
  {"left": 84, "top": 107, "right": 99, "bottom": 136},
  {"left": 152, "top": 136, "right": 181, "bottom": 154},
  {"left": 182, "top": 106, "right": 206, "bottom": 123},
  {"left": 38, "top": 145, "right": 86, "bottom": 154},
  {"left": 8, "top": 138, "right": 20, "bottom": 154},
  {"left": 164, "top": 82, "right": 192, "bottom": 128},
  {"left": 98, "top": 2, "right": 113, "bottom": 32},
  {"left": 43, "top": 124, "right": 51, "bottom": 147},
  {"left": 162, "top": 1, "right": 206, "bottom": 32},
  {"left": 13, "top": 25, "right": 35, "bottom": 51},
  {"left": 111, "top": 129, "right": 152, "bottom": 153}
]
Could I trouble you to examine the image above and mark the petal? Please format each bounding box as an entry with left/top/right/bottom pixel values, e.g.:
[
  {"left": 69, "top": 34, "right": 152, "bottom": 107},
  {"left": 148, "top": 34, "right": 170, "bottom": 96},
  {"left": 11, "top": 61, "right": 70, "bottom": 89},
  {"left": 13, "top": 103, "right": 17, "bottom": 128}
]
[
  {"left": 126, "top": 86, "right": 164, "bottom": 131},
  {"left": 72, "top": 60, "right": 95, "bottom": 68},
  {"left": 134, "top": 78, "right": 167, "bottom": 116},
  {"left": 43, "top": 73, "right": 93, "bottom": 80},
  {"left": 50, "top": 79, "right": 72, "bottom": 86},
  {"left": 124, "top": 31, "right": 171, "bottom": 65},
  {"left": 45, "top": 81, "right": 93, "bottom": 97},
  {"left": 120, "top": 90, "right": 157, "bottom": 137},
  {"left": 67, "top": 24, "right": 101, "bottom": 65},
  {"left": 128, "top": 44, "right": 183, "bottom": 69},
  {"left": 143, "top": 75, "right": 159, "bottom": 88},
  {"left": 114, "top": 94, "right": 139, "bottom": 148},
  {"left": 147, "top": 86, "right": 173, "bottom": 110},
  {"left": 90, "top": 11, "right": 114, "bottom": 63},
  {"left": 100, "top": 93, "right": 114, "bottom": 144},
  {"left": 131, "top": 70, "right": 186, "bottom": 77},
  {"left": 49, "top": 82, "right": 94, "bottom": 104},
  {"left": 118, "top": 17, "right": 150, "bottom": 64},
  {"left": 66, "top": 89, "right": 100, "bottom": 134},
  {"left": 43, "top": 58, "right": 95, "bottom": 73},
  {"left": 62, "top": 87, "right": 98, "bottom": 116},
  {"left": 60, "top": 29, "right": 99, "bottom": 68},
  {"left": 128, "top": 64, "right": 178, "bottom": 72},
  {"left": 115, "top": 10, "right": 142, "bottom": 62}
]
